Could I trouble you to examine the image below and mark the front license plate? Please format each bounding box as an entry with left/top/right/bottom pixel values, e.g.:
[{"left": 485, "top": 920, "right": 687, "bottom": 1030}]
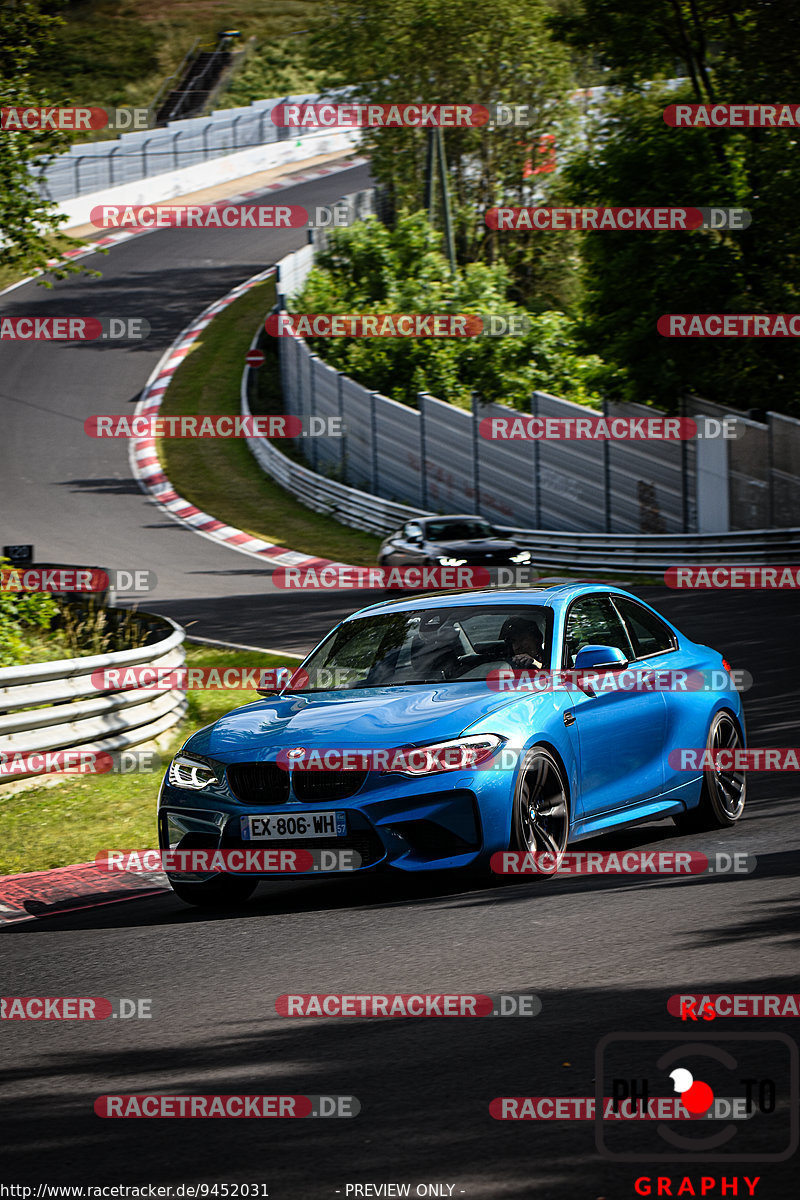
[{"left": 241, "top": 811, "right": 347, "bottom": 841}]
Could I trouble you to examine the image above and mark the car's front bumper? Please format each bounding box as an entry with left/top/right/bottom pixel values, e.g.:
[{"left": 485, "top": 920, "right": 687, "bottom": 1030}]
[{"left": 157, "top": 763, "right": 514, "bottom": 880}]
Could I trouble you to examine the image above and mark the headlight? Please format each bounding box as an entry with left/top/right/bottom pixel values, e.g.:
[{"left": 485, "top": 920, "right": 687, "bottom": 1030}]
[
  {"left": 390, "top": 734, "right": 505, "bottom": 776},
  {"left": 168, "top": 753, "right": 220, "bottom": 790},
  {"left": 510, "top": 549, "right": 531, "bottom": 564},
  {"left": 438, "top": 556, "right": 468, "bottom": 567}
]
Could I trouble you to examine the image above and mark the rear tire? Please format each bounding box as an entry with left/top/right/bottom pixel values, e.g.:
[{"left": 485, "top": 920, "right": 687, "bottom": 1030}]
[
  {"left": 168, "top": 874, "right": 258, "bottom": 909},
  {"left": 674, "top": 711, "right": 746, "bottom": 832}
]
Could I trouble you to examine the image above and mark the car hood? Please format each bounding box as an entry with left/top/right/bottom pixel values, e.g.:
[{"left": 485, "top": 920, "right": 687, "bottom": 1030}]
[{"left": 184, "top": 682, "right": 527, "bottom": 761}]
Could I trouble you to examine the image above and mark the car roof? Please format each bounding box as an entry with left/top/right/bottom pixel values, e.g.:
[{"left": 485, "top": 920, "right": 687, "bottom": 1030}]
[
  {"left": 348, "top": 582, "right": 641, "bottom": 620},
  {"left": 416, "top": 514, "right": 491, "bottom": 526}
]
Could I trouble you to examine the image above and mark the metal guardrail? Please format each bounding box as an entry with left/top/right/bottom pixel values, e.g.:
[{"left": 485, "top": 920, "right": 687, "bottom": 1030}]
[
  {"left": 502, "top": 526, "right": 800, "bottom": 575},
  {"left": 36, "top": 88, "right": 359, "bottom": 201},
  {"left": 0, "top": 613, "right": 187, "bottom": 781},
  {"left": 242, "top": 327, "right": 423, "bottom": 537},
  {"left": 243, "top": 273, "right": 800, "bottom": 572}
]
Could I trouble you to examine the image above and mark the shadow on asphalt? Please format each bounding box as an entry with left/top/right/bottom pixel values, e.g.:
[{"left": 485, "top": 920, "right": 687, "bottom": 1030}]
[
  {"left": 6, "top": 805, "right": 797, "bottom": 939},
  {"left": 0, "top": 971, "right": 797, "bottom": 1192}
]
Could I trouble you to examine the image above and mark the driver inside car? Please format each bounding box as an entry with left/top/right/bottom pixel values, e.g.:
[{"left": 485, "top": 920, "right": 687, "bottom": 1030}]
[{"left": 501, "top": 615, "right": 544, "bottom": 671}]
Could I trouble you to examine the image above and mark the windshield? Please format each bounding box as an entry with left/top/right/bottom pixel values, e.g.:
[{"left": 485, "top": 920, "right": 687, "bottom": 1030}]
[
  {"left": 425, "top": 520, "right": 494, "bottom": 541},
  {"left": 289, "top": 605, "right": 553, "bottom": 691}
]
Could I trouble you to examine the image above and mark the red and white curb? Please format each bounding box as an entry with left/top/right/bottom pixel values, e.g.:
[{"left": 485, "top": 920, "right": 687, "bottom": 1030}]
[
  {"left": 0, "top": 861, "right": 168, "bottom": 927},
  {"left": 0, "top": 155, "right": 368, "bottom": 297},
  {"left": 129, "top": 271, "right": 344, "bottom": 570}
]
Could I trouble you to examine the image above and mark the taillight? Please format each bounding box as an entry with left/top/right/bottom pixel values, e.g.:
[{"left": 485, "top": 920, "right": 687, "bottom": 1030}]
[{"left": 722, "top": 658, "right": 732, "bottom": 672}]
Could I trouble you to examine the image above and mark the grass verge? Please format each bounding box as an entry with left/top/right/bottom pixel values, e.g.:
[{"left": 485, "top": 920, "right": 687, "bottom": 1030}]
[
  {"left": 0, "top": 645, "right": 299, "bottom": 875},
  {"left": 157, "top": 277, "right": 382, "bottom": 566}
]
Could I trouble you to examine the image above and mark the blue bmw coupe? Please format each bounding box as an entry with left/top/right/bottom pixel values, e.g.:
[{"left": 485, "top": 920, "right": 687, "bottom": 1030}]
[{"left": 157, "top": 585, "right": 747, "bottom": 906}]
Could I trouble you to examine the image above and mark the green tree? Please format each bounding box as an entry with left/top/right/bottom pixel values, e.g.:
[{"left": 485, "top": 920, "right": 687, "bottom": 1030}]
[
  {"left": 311, "top": 0, "right": 575, "bottom": 278},
  {"left": 0, "top": 0, "right": 90, "bottom": 280},
  {"left": 551, "top": 1, "right": 800, "bottom": 413}
]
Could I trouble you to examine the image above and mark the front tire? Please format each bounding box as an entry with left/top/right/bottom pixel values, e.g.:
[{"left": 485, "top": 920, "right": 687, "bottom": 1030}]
[
  {"left": 168, "top": 874, "right": 258, "bottom": 909},
  {"left": 674, "top": 711, "right": 746, "bottom": 832},
  {"left": 511, "top": 747, "right": 570, "bottom": 872}
]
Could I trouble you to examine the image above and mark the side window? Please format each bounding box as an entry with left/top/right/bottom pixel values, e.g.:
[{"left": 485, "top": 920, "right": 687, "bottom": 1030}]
[
  {"left": 613, "top": 597, "right": 676, "bottom": 658},
  {"left": 405, "top": 522, "right": 423, "bottom": 540},
  {"left": 563, "top": 595, "right": 634, "bottom": 668}
]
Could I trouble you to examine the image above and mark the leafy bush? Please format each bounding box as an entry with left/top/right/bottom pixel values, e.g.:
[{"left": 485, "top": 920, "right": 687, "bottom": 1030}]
[
  {"left": 293, "top": 212, "right": 612, "bottom": 409},
  {"left": 0, "top": 558, "right": 59, "bottom": 667}
]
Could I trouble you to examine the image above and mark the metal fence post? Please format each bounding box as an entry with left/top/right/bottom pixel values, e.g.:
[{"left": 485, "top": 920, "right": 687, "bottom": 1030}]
[
  {"left": 370, "top": 392, "right": 379, "bottom": 494},
  {"left": 419, "top": 393, "right": 428, "bottom": 510},
  {"left": 680, "top": 393, "right": 689, "bottom": 533},
  {"left": 338, "top": 372, "right": 347, "bottom": 483},
  {"left": 602, "top": 396, "right": 611, "bottom": 532},
  {"left": 532, "top": 392, "right": 541, "bottom": 528},
  {"left": 471, "top": 390, "right": 481, "bottom": 514},
  {"left": 309, "top": 357, "right": 318, "bottom": 472},
  {"left": 768, "top": 412, "right": 775, "bottom": 528}
]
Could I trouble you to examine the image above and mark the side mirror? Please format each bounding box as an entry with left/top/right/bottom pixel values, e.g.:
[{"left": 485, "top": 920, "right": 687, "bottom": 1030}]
[{"left": 573, "top": 644, "right": 628, "bottom": 671}]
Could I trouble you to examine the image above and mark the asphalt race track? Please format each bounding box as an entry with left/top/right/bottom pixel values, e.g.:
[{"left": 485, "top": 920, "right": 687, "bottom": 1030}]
[
  {"left": 2, "top": 162, "right": 799, "bottom": 1197},
  {"left": 0, "top": 161, "right": 375, "bottom": 653}
]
